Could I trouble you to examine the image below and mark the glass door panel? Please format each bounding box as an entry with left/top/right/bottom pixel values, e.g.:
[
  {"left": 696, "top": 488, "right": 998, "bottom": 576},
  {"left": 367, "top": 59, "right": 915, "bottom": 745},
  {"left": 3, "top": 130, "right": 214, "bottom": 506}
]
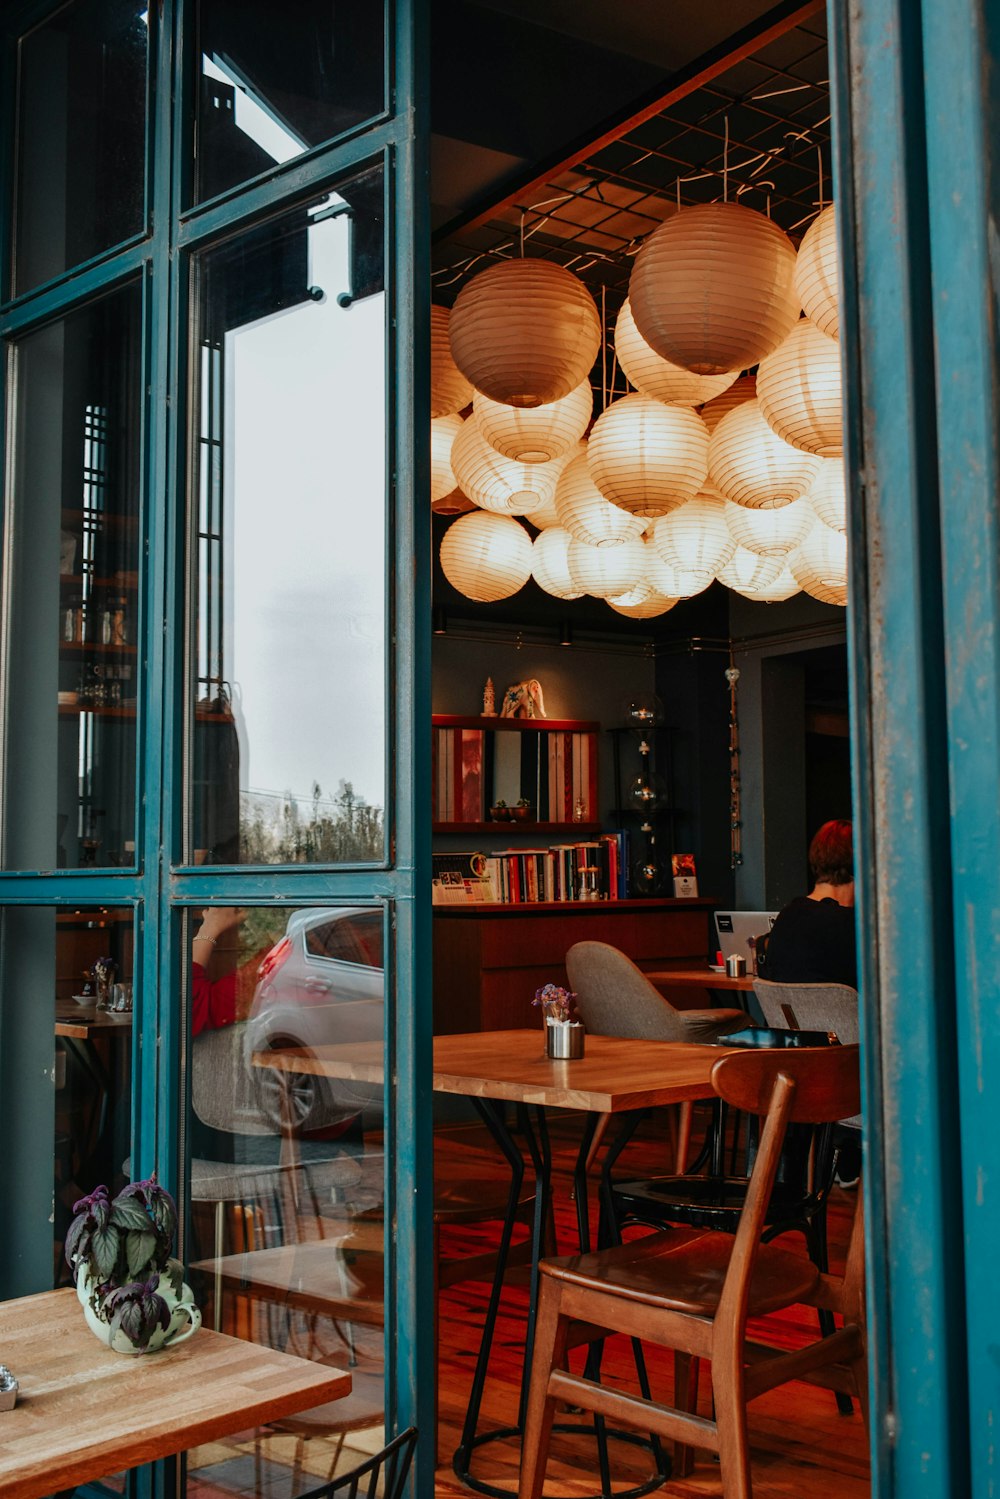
[
  {"left": 2, "top": 282, "right": 143, "bottom": 871},
  {"left": 182, "top": 903, "right": 385, "bottom": 1489},
  {"left": 0, "top": 904, "right": 134, "bottom": 1294},
  {"left": 187, "top": 166, "right": 387, "bottom": 866}
]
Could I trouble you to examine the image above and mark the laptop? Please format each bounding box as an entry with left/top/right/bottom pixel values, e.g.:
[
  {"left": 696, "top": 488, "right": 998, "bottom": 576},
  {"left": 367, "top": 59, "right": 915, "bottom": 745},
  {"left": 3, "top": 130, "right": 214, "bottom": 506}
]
[{"left": 713, "top": 910, "right": 778, "bottom": 965}]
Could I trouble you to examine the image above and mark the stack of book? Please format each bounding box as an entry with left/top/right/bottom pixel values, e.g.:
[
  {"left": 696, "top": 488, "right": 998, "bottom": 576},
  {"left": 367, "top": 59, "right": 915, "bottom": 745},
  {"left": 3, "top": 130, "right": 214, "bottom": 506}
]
[
  {"left": 431, "top": 832, "right": 627, "bottom": 905},
  {"left": 433, "top": 724, "right": 595, "bottom": 824}
]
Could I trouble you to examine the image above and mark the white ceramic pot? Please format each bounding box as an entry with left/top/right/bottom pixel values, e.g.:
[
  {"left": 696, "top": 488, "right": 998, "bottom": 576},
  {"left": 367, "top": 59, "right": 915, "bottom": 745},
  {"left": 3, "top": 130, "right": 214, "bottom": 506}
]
[{"left": 75, "top": 1264, "right": 201, "bottom": 1355}]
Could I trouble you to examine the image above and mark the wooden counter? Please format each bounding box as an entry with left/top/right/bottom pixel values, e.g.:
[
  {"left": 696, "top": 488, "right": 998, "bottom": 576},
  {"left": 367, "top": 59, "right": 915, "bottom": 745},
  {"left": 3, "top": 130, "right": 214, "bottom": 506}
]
[{"left": 433, "top": 898, "right": 715, "bottom": 1032}]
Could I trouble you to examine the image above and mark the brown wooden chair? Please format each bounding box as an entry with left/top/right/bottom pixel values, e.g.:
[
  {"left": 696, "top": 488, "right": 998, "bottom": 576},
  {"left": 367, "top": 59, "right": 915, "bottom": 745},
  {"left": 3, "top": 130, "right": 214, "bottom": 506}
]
[{"left": 517, "top": 1045, "right": 867, "bottom": 1499}]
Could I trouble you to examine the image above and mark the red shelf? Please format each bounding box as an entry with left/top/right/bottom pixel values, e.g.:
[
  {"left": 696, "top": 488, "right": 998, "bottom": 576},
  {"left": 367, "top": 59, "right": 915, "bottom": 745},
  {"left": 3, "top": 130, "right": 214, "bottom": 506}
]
[{"left": 432, "top": 821, "right": 602, "bottom": 835}]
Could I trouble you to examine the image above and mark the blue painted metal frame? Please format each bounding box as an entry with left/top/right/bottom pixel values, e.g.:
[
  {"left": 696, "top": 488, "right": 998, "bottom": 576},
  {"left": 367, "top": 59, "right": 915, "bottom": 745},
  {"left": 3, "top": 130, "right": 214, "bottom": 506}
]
[{"left": 0, "top": 0, "right": 433, "bottom": 1493}]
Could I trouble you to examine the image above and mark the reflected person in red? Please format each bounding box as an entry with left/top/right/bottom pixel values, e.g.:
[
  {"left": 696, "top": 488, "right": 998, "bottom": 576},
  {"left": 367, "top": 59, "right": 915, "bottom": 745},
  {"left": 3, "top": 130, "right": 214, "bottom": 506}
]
[{"left": 191, "top": 906, "right": 255, "bottom": 1034}]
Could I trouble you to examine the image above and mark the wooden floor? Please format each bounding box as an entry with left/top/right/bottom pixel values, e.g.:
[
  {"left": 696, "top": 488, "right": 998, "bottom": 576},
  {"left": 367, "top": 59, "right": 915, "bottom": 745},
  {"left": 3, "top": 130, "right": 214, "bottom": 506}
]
[{"left": 433, "top": 1109, "right": 871, "bottom": 1498}]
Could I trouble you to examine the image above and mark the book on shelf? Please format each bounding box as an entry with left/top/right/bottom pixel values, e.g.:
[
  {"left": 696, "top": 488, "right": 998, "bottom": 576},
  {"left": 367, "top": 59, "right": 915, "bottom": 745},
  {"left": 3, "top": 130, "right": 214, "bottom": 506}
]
[
  {"left": 431, "top": 832, "right": 627, "bottom": 905},
  {"left": 432, "top": 722, "right": 595, "bottom": 825}
]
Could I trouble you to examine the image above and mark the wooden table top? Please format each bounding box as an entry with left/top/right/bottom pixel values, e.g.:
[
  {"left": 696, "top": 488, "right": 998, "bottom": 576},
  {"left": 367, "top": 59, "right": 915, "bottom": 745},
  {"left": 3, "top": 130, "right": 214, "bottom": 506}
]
[
  {"left": 55, "top": 1000, "right": 134, "bottom": 1039},
  {"left": 0, "top": 1287, "right": 351, "bottom": 1499},
  {"left": 645, "top": 963, "right": 755, "bottom": 993},
  {"left": 191, "top": 1235, "right": 386, "bottom": 1327},
  {"left": 255, "top": 1030, "right": 730, "bottom": 1114}
]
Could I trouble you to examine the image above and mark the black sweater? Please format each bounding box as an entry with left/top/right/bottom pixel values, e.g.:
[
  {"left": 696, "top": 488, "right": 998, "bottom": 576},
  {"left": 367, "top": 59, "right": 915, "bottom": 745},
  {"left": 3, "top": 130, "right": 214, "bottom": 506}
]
[{"left": 763, "top": 895, "right": 858, "bottom": 989}]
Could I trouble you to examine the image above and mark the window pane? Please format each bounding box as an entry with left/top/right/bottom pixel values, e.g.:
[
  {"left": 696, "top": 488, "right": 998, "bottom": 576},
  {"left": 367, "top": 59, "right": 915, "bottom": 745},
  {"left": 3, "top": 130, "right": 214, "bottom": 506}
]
[
  {"left": 194, "top": 0, "right": 386, "bottom": 205},
  {"left": 13, "top": 0, "right": 147, "bottom": 296},
  {"left": 188, "top": 170, "right": 386, "bottom": 865},
  {"left": 0, "top": 905, "right": 134, "bottom": 1299},
  {"left": 183, "top": 904, "right": 385, "bottom": 1486},
  {"left": 3, "top": 283, "right": 142, "bottom": 871}
]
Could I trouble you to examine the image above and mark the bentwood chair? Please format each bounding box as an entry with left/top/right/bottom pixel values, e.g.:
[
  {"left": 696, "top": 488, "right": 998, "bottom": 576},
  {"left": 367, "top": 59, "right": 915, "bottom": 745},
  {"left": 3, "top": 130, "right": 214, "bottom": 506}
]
[
  {"left": 517, "top": 1046, "right": 867, "bottom": 1499},
  {"left": 294, "top": 1425, "right": 418, "bottom": 1499}
]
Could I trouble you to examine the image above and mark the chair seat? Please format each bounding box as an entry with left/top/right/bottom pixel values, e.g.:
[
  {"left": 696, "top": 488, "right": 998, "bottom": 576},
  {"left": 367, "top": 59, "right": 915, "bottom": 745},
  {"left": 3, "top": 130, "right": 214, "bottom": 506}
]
[
  {"left": 541, "top": 1226, "right": 820, "bottom": 1318},
  {"left": 676, "top": 1007, "right": 754, "bottom": 1041},
  {"left": 614, "top": 1173, "right": 821, "bottom": 1233}
]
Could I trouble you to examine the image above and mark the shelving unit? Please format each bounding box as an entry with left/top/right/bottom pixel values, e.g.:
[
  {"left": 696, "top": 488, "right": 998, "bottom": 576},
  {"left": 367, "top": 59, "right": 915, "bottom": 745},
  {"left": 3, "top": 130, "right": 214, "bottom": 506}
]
[
  {"left": 608, "top": 723, "right": 679, "bottom": 897},
  {"left": 432, "top": 714, "right": 599, "bottom": 835}
]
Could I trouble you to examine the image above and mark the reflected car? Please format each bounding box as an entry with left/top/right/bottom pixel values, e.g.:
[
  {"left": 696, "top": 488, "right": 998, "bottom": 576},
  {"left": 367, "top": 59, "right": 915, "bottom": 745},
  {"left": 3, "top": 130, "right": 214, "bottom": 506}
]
[{"left": 243, "top": 906, "right": 384, "bottom": 1135}]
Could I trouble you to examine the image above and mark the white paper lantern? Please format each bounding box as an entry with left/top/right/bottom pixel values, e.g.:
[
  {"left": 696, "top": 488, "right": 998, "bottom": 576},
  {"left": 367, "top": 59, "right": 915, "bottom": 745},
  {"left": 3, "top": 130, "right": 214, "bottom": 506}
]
[
  {"left": 568, "top": 535, "right": 646, "bottom": 598},
  {"left": 709, "top": 400, "right": 822, "bottom": 509},
  {"left": 807, "top": 457, "right": 847, "bottom": 532},
  {"left": 700, "top": 374, "right": 757, "bottom": 432},
  {"left": 648, "top": 489, "right": 735, "bottom": 577},
  {"left": 608, "top": 591, "right": 678, "bottom": 619},
  {"left": 587, "top": 395, "right": 709, "bottom": 519},
  {"left": 431, "top": 305, "right": 474, "bottom": 418},
  {"left": 715, "top": 546, "right": 783, "bottom": 593},
  {"left": 790, "top": 522, "right": 849, "bottom": 606},
  {"left": 724, "top": 495, "right": 816, "bottom": 556},
  {"left": 474, "top": 380, "right": 592, "bottom": 463},
  {"left": 757, "top": 318, "right": 843, "bottom": 456},
  {"left": 629, "top": 202, "right": 800, "bottom": 375},
  {"left": 794, "top": 203, "right": 840, "bottom": 339},
  {"left": 554, "top": 451, "right": 646, "bottom": 547},
  {"left": 531, "top": 527, "right": 584, "bottom": 600},
  {"left": 614, "top": 299, "right": 739, "bottom": 406},
  {"left": 431, "top": 415, "right": 464, "bottom": 504},
  {"left": 440, "top": 511, "right": 533, "bottom": 602},
  {"left": 449, "top": 258, "right": 602, "bottom": 408},
  {"left": 735, "top": 562, "right": 802, "bottom": 603},
  {"left": 451, "top": 420, "right": 564, "bottom": 515}
]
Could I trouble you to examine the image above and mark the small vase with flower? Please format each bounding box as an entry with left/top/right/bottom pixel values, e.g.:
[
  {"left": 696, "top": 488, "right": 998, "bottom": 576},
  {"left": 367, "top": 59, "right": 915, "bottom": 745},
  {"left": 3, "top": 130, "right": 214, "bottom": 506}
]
[{"left": 533, "top": 983, "right": 585, "bottom": 1059}]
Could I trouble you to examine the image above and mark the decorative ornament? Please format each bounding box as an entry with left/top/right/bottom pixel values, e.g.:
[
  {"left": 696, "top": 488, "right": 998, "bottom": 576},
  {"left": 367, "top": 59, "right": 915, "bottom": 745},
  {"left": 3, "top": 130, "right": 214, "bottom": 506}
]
[
  {"left": 723, "top": 495, "right": 816, "bottom": 556},
  {"left": 474, "top": 380, "right": 592, "bottom": 463},
  {"left": 794, "top": 203, "right": 840, "bottom": 339},
  {"left": 449, "top": 258, "right": 602, "bottom": 407},
  {"left": 568, "top": 535, "right": 646, "bottom": 598},
  {"left": 587, "top": 394, "right": 709, "bottom": 518},
  {"left": 451, "top": 420, "right": 565, "bottom": 515},
  {"left": 789, "top": 521, "right": 848, "bottom": 606},
  {"left": 614, "top": 299, "right": 739, "bottom": 406},
  {"left": 629, "top": 202, "right": 800, "bottom": 375},
  {"left": 439, "top": 511, "right": 533, "bottom": 602},
  {"left": 757, "top": 318, "right": 843, "bottom": 456},
  {"left": 532, "top": 527, "right": 585, "bottom": 600},
  {"left": 482, "top": 678, "right": 497, "bottom": 716},
  {"left": 709, "top": 400, "right": 822, "bottom": 509},
  {"left": 726, "top": 656, "right": 743, "bottom": 869},
  {"left": 700, "top": 374, "right": 757, "bottom": 432},
  {"left": 807, "top": 457, "right": 847, "bottom": 532},
  {"left": 431, "top": 414, "right": 464, "bottom": 504},
  {"left": 647, "top": 488, "right": 735, "bottom": 578},
  {"left": 554, "top": 451, "right": 646, "bottom": 547},
  {"left": 431, "top": 304, "right": 474, "bottom": 418}
]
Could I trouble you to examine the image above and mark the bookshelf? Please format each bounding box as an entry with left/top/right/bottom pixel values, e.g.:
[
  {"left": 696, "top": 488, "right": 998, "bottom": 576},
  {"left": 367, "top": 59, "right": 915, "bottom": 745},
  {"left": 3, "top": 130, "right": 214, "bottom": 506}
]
[{"left": 432, "top": 714, "right": 600, "bottom": 835}]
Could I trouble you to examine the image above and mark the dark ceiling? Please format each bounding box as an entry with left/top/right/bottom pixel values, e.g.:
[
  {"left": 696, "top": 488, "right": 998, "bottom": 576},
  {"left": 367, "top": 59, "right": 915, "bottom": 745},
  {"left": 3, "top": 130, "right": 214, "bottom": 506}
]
[{"left": 429, "top": 0, "right": 839, "bottom": 646}]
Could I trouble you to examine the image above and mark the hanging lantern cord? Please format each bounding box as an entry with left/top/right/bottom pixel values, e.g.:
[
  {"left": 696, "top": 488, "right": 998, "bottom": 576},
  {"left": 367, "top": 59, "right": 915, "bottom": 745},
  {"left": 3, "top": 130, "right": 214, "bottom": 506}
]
[{"left": 725, "top": 659, "right": 743, "bottom": 869}]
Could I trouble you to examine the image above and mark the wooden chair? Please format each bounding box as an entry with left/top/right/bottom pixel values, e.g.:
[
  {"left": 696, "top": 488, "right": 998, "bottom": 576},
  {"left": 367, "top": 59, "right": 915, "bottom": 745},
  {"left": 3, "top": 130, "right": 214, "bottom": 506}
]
[
  {"left": 517, "top": 1046, "right": 867, "bottom": 1499},
  {"left": 293, "top": 1425, "right": 417, "bottom": 1499}
]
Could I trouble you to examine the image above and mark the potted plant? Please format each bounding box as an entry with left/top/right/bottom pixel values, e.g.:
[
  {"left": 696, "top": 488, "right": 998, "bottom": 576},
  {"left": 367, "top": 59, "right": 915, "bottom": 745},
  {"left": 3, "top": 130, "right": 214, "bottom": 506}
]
[
  {"left": 489, "top": 799, "right": 511, "bottom": 821},
  {"left": 511, "top": 797, "right": 532, "bottom": 822},
  {"left": 532, "top": 983, "right": 585, "bottom": 1058},
  {"left": 65, "top": 1178, "right": 201, "bottom": 1354}
]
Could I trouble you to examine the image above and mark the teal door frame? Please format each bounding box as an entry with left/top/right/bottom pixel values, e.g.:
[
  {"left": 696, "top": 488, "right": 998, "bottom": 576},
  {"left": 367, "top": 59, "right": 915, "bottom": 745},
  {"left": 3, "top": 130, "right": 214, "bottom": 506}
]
[
  {"left": 831, "top": 1, "right": 999, "bottom": 1496},
  {"left": 0, "top": 0, "right": 434, "bottom": 1490}
]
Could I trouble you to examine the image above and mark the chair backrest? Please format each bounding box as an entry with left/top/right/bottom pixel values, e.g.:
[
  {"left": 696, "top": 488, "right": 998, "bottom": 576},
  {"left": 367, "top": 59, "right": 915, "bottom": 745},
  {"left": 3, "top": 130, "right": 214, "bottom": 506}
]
[
  {"left": 565, "top": 941, "right": 693, "bottom": 1041},
  {"left": 295, "top": 1425, "right": 418, "bottom": 1499},
  {"left": 192, "top": 1023, "right": 273, "bottom": 1136},
  {"left": 753, "top": 979, "right": 859, "bottom": 1044}
]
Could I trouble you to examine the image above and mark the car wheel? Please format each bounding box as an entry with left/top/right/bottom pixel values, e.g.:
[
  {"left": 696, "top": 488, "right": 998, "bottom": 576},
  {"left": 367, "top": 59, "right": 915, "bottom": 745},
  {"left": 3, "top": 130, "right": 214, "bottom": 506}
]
[{"left": 252, "top": 1041, "right": 349, "bottom": 1135}]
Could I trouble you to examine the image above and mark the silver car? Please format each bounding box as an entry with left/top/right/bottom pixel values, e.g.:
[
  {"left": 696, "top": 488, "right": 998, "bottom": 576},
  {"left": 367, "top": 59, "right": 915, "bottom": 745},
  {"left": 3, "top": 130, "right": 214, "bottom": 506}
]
[{"left": 244, "top": 906, "right": 384, "bottom": 1136}]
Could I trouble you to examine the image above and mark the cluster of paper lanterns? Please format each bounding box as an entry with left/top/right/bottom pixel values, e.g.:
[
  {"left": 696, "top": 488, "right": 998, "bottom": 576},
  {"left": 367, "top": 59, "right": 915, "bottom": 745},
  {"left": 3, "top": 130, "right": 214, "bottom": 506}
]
[{"left": 433, "top": 201, "right": 848, "bottom": 613}]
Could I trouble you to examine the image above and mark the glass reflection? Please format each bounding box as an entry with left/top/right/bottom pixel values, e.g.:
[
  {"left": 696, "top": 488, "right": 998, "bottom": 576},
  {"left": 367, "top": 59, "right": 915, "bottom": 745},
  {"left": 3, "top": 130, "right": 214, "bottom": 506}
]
[
  {"left": 14, "top": 0, "right": 147, "bottom": 295},
  {"left": 3, "top": 283, "right": 142, "bottom": 871},
  {"left": 194, "top": 0, "right": 386, "bottom": 204},
  {"left": 189, "top": 168, "right": 386, "bottom": 865},
  {"left": 183, "top": 904, "right": 385, "bottom": 1486}
]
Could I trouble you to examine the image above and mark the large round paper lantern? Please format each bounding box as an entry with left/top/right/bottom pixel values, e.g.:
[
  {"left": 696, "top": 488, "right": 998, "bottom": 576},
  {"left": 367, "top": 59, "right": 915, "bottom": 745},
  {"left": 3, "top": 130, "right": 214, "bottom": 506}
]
[
  {"left": 608, "top": 591, "right": 678, "bottom": 619},
  {"left": 794, "top": 203, "right": 840, "bottom": 339},
  {"left": 440, "top": 511, "right": 532, "bottom": 602},
  {"left": 709, "top": 400, "right": 822, "bottom": 509},
  {"left": 431, "top": 415, "right": 464, "bottom": 504},
  {"left": 790, "top": 522, "right": 848, "bottom": 606},
  {"left": 431, "top": 305, "right": 474, "bottom": 418},
  {"left": 757, "top": 319, "right": 843, "bottom": 456},
  {"left": 734, "top": 562, "right": 801, "bottom": 603},
  {"left": 648, "top": 489, "right": 735, "bottom": 577},
  {"left": 568, "top": 535, "right": 646, "bottom": 598},
  {"left": 807, "top": 457, "right": 847, "bottom": 532},
  {"left": 587, "top": 395, "right": 709, "bottom": 518},
  {"left": 724, "top": 495, "right": 816, "bottom": 556},
  {"left": 644, "top": 544, "right": 712, "bottom": 599},
  {"left": 700, "top": 374, "right": 756, "bottom": 432},
  {"left": 449, "top": 258, "right": 602, "bottom": 407},
  {"left": 554, "top": 451, "right": 646, "bottom": 547},
  {"left": 629, "top": 202, "right": 800, "bottom": 375},
  {"left": 451, "top": 420, "right": 563, "bottom": 515},
  {"left": 474, "top": 380, "right": 592, "bottom": 463},
  {"left": 614, "top": 299, "right": 739, "bottom": 406},
  {"left": 532, "top": 527, "right": 584, "bottom": 600},
  {"left": 715, "top": 546, "right": 783, "bottom": 594}
]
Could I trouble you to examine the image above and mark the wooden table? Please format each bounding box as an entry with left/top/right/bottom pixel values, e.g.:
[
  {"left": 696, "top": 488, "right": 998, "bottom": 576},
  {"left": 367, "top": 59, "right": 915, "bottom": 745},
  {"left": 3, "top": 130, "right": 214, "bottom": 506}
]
[
  {"left": 55, "top": 999, "right": 133, "bottom": 1039},
  {"left": 256, "top": 1030, "right": 729, "bottom": 1498},
  {"left": 0, "top": 1287, "right": 351, "bottom": 1499},
  {"left": 645, "top": 962, "right": 755, "bottom": 994}
]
